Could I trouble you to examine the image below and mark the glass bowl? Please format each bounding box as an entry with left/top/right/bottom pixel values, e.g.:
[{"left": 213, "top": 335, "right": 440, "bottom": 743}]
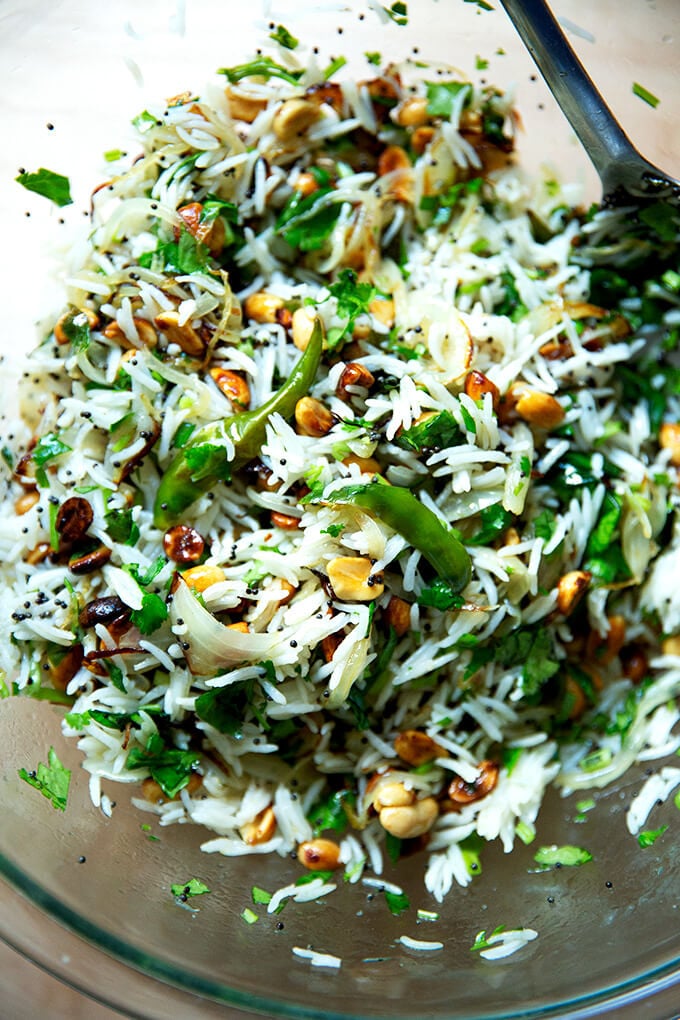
[{"left": 1, "top": 2, "right": 680, "bottom": 1017}]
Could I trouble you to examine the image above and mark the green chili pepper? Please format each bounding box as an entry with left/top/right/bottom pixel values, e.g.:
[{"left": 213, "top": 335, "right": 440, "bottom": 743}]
[
  {"left": 153, "top": 320, "right": 323, "bottom": 528},
  {"left": 322, "top": 478, "right": 471, "bottom": 593}
]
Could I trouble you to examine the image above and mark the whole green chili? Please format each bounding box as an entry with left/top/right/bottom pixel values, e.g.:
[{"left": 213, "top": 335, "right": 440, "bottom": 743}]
[
  {"left": 321, "top": 478, "right": 471, "bottom": 593},
  {"left": 153, "top": 319, "right": 323, "bottom": 528}
]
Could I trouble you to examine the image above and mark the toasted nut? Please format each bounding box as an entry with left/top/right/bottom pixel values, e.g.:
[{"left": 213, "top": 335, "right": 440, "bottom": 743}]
[
  {"left": 141, "top": 771, "right": 202, "bottom": 804},
  {"left": 246, "top": 460, "right": 281, "bottom": 492},
  {"left": 271, "top": 511, "right": 300, "bottom": 530},
  {"left": 103, "top": 316, "right": 158, "bottom": 350},
  {"left": 176, "top": 201, "right": 226, "bottom": 256},
  {"left": 227, "top": 621, "right": 250, "bottom": 633},
  {"left": 163, "top": 525, "right": 205, "bottom": 564},
  {"left": 295, "top": 396, "right": 334, "bottom": 437},
  {"left": 15, "top": 490, "right": 39, "bottom": 515},
  {"left": 377, "top": 145, "right": 412, "bottom": 202},
  {"left": 182, "top": 564, "right": 226, "bottom": 591},
  {"left": 371, "top": 780, "right": 416, "bottom": 811},
  {"left": 539, "top": 338, "right": 574, "bottom": 361},
  {"left": 342, "top": 454, "right": 381, "bottom": 475},
  {"left": 327, "top": 556, "right": 384, "bottom": 602},
  {"left": 26, "top": 542, "right": 51, "bottom": 565},
  {"left": 660, "top": 423, "right": 680, "bottom": 466},
  {"left": 297, "top": 837, "right": 341, "bottom": 871},
  {"left": 79, "top": 596, "right": 130, "bottom": 630},
  {"left": 411, "top": 125, "right": 435, "bottom": 155},
  {"left": 69, "top": 545, "right": 111, "bottom": 575},
  {"left": 273, "top": 98, "right": 320, "bottom": 143},
  {"left": 464, "top": 370, "right": 500, "bottom": 410},
  {"left": 378, "top": 796, "right": 439, "bottom": 839},
  {"left": 368, "top": 296, "right": 395, "bottom": 328},
  {"left": 154, "top": 310, "right": 204, "bottom": 357},
  {"left": 336, "top": 362, "right": 375, "bottom": 399},
  {"left": 273, "top": 579, "right": 296, "bottom": 605},
  {"left": 556, "top": 570, "right": 591, "bottom": 616},
  {"left": 394, "top": 730, "right": 445, "bottom": 767},
  {"left": 225, "top": 86, "right": 268, "bottom": 122},
  {"left": 241, "top": 806, "right": 276, "bottom": 846},
  {"left": 394, "top": 96, "right": 429, "bottom": 127},
  {"left": 292, "top": 306, "right": 320, "bottom": 351},
  {"left": 448, "top": 760, "right": 499, "bottom": 806},
  {"left": 321, "top": 632, "right": 343, "bottom": 663},
  {"left": 603, "top": 615, "right": 627, "bottom": 663},
  {"left": 56, "top": 497, "right": 94, "bottom": 545},
  {"left": 504, "top": 526, "right": 521, "bottom": 546},
  {"left": 304, "top": 81, "right": 344, "bottom": 114},
  {"left": 515, "top": 390, "right": 565, "bottom": 429},
  {"left": 54, "top": 307, "right": 99, "bottom": 345},
  {"left": 384, "top": 595, "right": 411, "bottom": 637},
  {"left": 243, "top": 291, "right": 285, "bottom": 325},
  {"left": 662, "top": 635, "right": 680, "bottom": 656},
  {"left": 210, "top": 367, "right": 251, "bottom": 409},
  {"left": 621, "top": 646, "right": 648, "bottom": 684},
  {"left": 42, "top": 643, "right": 84, "bottom": 691},
  {"left": 292, "top": 171, "right": 319, "bottom": 197},
  {"left": 564, "top": 674, "right": 587, "bottom": 721},
  {"left": 363, "top": 74, "right": 401, "bottom": 122}
]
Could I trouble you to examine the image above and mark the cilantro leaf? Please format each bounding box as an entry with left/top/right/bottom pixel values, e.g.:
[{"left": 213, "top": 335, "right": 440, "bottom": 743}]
[
  {"left": 471, "top": 925, "right": 506, "bottom": 952},
  {"left": 276, "top": 187, "right": 343, "bottom": 252},
  {"left": 585, "top": 491, "right": 621, "bottom": 557},
  {"left": 308, "top": 789, "right": 353, "bottom": 837},
  {"left": 129, "top": 592, "right": 168, "bottom": 635},
  {"left": 171, "top": 878, "right": 210, "bottom": 898},
  {"left": 59, "top": 311, "right": 92, "bottom": 352},
  {"left": 425, "top": 81, "right": 472, "bottom": 118},
  {"left": 16, "top": 168, "right": 73, "bottom": 207},
  {"left": 382, "top": 2, "right": 408, "bottom": 25},
  {"left": 638, "top": 824, "right": 668, "bottom": 848},
  {"left": 417, "top": 578, "right": 464, "bottom": 611},
  {"left": 533, "top": 844, "right": 593, "bottom": 867},
  {"left": 384, "top": 888, "right": 410, "bottom": 915},
  {"left": 195, "top": 684, "right": 248, "bottom": 736},
  {"left": 125, "top": 732, "right": 199, "bottom": 798},
  {"left": 365, "top": 51, "right": 382, "bottom": 66},
  {"left": 139, "top": 227, "right": 212, "bottom": 275},
  {"left": 325, "top": 269, "right": 377, "bottom": 348},
  {"left": 105, "top": 508, "right": 140, "bottom": 545},
  {"left": 396, "top": 410, "right": 461, "bottom": 453},
  {"left": 467, "top": 505, "right": 513, "bottom": 546},
  {"left": 18, "top": 747, "right": 71, "bottom": 811},
  {"left": 183, "top": 442, "right": 232, "bottom": 484},
  {"left": 269, "top": 24, "right": 298, "bottom": 49},
  {"left": 385, "top": 832, "right": 402, "bottom": 864}
]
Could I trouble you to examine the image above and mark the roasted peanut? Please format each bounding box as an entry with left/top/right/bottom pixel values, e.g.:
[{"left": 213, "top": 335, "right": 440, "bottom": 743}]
[
  {"left": 292, "top": 306, "right": 320, "bottom": 351},
  {"left": 342, "top": 454, "right": 381, "bottom": 475},
  {"left": 225, "top": 86, "right": 268, "bottom": 122},
  {"left": 564, "top": 674, "right": 587, "bottom": 721},
  {"left": 163, "top": 525, "right": 205, "bottom": 564},
  {"left": 539, "top": 338, "right": 574, "bottom": 361},
  {"left": 270, "top": 511, "right": 300, "bottom": 530},
  {"left": 295, "top": 396, "right": 334, "bottom": 437},
  {"left": 297, "top": 837, "right": 341, "bottom": 871},
  {"left": 383, "top": 595, "right": 411, "bottom": 637},
  {"left": 15, "top": 490, "right": 39, "bottom": 515},
  {"left": 394, "top": 730, "right": 445, "bottom": 767},
  {"left": 368, "top": 296, "right": 395, "bottom": 328},
  {"left": 210, "top": 367, "right": 251, "bottom": 409},
  {"left": 515, "top": 390, "right": 565, "bottom": 429},
  {"left": 327, "top": 556, "right": 384, "bottom": 602},
  {"left": 660, "top": 423, "right": 680, "bottom": 466},
  {"left": 69, "top": 545, "right": 112, "bottom": 575},
  {"left": 556, "top": 570, "right": 591, "bottom": 616},
  {"left": 176, "top": 201, "right": 226, "bottom": 256},
  {"left": 103, "top": 316, "right": 158, "bottom": 350},
  {"left": 336, "top": 362, "right": 375, "bottom": 399},
  {"left": 378, "top": 796, "right": 439, "bottom": 839},
  {"left": 292, "top": 171, "right": 319, "bottom": 197},
  {"left": 321, "top": 632, "right": 344, "bottom": 663},
  {"left": 181, "top": 564, "right": 226, "bottom": 591},
  {"left": 273, "top": 98, "right": 320, "bottom": 143},
  {"left": 54, "top": 307, "right": 99, "bottom": 345},
  {"left": 662, "top": 635, "right": 680, "bottom": 656},
  {"left": 621, "top": 646, "right": 648, "bottom": 684},
  {"left": 464, "top": 370, "right": 500, "bottom": 410},
  {"left": 154, "top": 310, "right": 204, "bottom": 356},
  {"left": 26, "top": 542, "right": 51, "bottom": 565},
  {"left": 227, "top": 621, "right": 250, "bottom": 633},
  {"left": 42, "top": 643, "right": 84, "bottom": 691},
  {"left": 411, "top": 125, "right": 435, "bottom": 155},
  {"left": 241, "top": 806, "right": 276, "bottom": 846},
  {"left": 584, "top": 615, "right": 626, "bottom": 664},
  {"left": 55, "top": 497, "right": 93, "bottom": 545},
  {"left": 394, "top": 96, "right": 429, "bottom": 127},
  {"left": 243, "top": 291, "right": 285, "bottom": 324},
  {"left": 370, "top": 779, "right": 416, "bottom": 812},
  {"left": 305, "top": 81, "right": 345, "bottom": 114},
  {"left": 447, "top": 760, "right": 499, "bottom": 806}
]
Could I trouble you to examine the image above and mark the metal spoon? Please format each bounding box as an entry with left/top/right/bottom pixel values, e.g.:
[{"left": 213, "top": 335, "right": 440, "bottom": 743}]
[{"left": 498, "top": 0, "right": 680, "bottom": 205}]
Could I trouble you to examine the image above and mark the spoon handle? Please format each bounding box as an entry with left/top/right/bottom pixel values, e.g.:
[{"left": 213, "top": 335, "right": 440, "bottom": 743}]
[{"left": 497, "top": 0, "right": 646, "bottom": 196}]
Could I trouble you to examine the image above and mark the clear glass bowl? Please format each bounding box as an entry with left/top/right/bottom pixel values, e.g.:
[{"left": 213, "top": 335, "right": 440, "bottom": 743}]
[{"left": 2, "top": 2, "right": 680, "bottom": 1017}]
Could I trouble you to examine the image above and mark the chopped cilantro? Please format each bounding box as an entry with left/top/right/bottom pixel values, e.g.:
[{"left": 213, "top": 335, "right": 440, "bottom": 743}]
[
  {"left": 32, "top": 432, "right": 71, "bottom": 487},
  {"left": 105, "top": 507, "right": 140, "bottom": 546},
  {"left": 125, "top": 556, "right": 166, "bottom": 588},
  {"left": 251, "top": 885, "right": 272, "bottom": 905},
  {"left": 269, "top": 24, "right": 298, "bottom": 49},
  {"left": 385, "top": 833, "right": 402, "bottom": 865},
  {"left": 16, "top": 168, "right": 73, "bottom": 207},
  {"left": 471, "top": 925, "right": 506, "bottom": 952},
  {"left": 308, "top": 789, "right": 352, "bottom": 837},
  {"left": 460, "top": 832, "right": 484, "bottom": 875},
  {"left": 533, "top": 508, "right": 557, "bottom": 542},
  {"left": 171, "top": 878, "right": 210, "bottom": 898},
  {"left": 321, "top": 523, "right": 346, "bottom": 538},
  {"left": 1, "top": 446, "right": 13, "bottom": 470},
  {"left": 417, "top": 578, "right": 464, "bottom": 611},
  {"left": 638, "top": 824, "right": 668, "bottom": 848},
  {"left": 18, "top": 747, "right": 71, "bottom": 811},
  {"left": 103, "top": 659, "right": 127, "bottom": 693},
  {"left": 324, "top": 56, "right": 347, "bottom": 80},
  {"left": 131, "top": 109, "right": 157, "bottom": 133},
  {"left": 126, "top": 732, "right": 199, "bottom": 799},
  {"left": 384, "top": 888, "right": 410, "bottom": 915},
  {"left": 276, "top": 187, "right": 343, "bottom": 252},
  {"left": 172, "top": 422, "right": 196, "bottom": 449},
  {"left": 365, "top": 51, "right": 382, "bottom": 66},
  {"left": 139, "top": 226, "right": 212, "bottom": 275},
  {"left": 324, "top": 269, "right": 377, "bottom": 348},
  {"left": 425, "top": 80, "right": 472, "bottom": 118},
  {"left": 533, "top": 844, "right": 593, "bottom": 867},
  {"left": 183, "top": 442, "right": 232, "bottom": 484},
  {"left": 129, "top": 592, "right": 168, "bottom": 635},
  {"left": 467, "top": 504, "right": 513, "bottom": 546},
  {"left": 475, "top": 55, "right": 489, "bottom": 71},
  {"left": 632, "top": 82, "right": 660, "bottom": 108},
  {"left": 382, "top": 2, "right": 408, "bottom": 25},
  {"left": 218, "top": 57, "right": 303, "bottom": 86},
  {"left": 59, "top": 311, "right": 92, "bottom": 352},
  {"left": 195, "top": 682, "right": 252, "bottom": 737},
  {"left": 397, "top": 410, "right": 461, "bottom": 452}
]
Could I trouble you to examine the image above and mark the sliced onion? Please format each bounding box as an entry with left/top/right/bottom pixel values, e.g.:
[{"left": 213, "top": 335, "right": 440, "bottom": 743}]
[
  {"left": 170, "top": 577, "right": 281, "bottom": 675},
  {"left": 326, "top": 631, "right": 370, "bottom": 710}
]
